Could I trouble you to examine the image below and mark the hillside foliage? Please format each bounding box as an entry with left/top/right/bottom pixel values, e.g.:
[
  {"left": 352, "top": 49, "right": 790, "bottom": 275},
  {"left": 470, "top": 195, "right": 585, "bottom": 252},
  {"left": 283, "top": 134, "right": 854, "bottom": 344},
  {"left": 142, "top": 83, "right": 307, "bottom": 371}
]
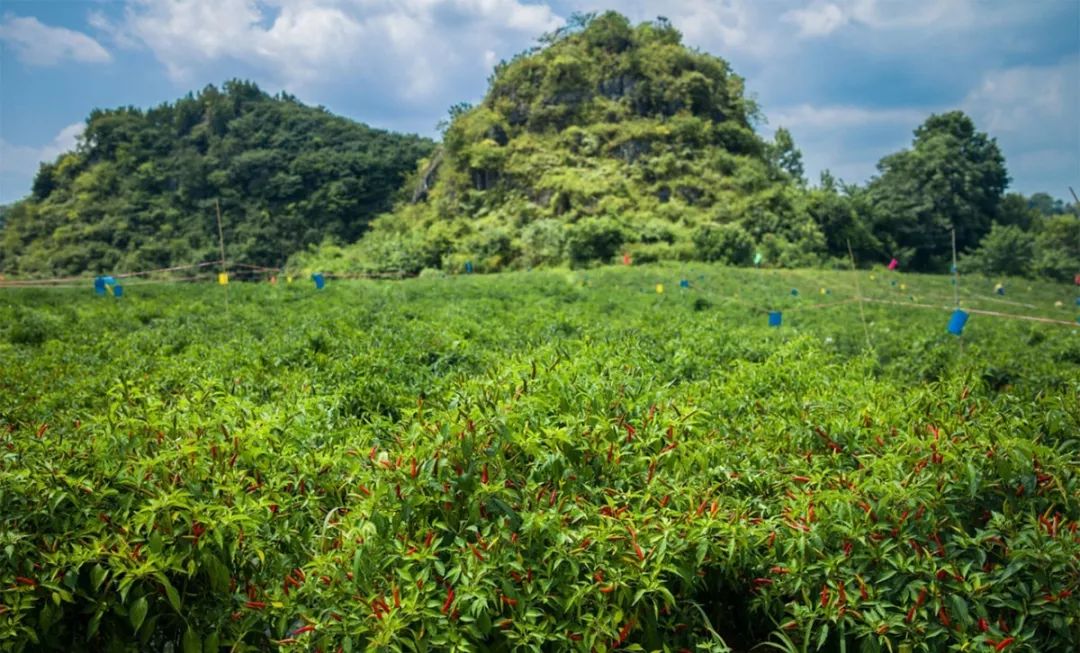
[
  {"left": 0, "top": 81, "right": 433, "bottom": 276},
  {"left": 0, "top": 13, "right": 1075, "bottom": 284},
  {"left": 316, "top": 12, "right": 829, "bottom": 275},
  {"left": 294, "top": 13, "right": 1075, "bottom": 281}
]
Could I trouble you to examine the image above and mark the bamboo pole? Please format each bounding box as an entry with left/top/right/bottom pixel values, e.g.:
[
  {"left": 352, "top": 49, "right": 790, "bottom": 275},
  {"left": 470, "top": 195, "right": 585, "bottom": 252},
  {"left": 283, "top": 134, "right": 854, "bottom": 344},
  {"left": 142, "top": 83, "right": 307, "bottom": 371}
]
[
  {"left": 215, "top": 198, "right": 228, "bottom": 314},
  {"left": 847, "top": 239, "right": 872, "bottom": 351}
]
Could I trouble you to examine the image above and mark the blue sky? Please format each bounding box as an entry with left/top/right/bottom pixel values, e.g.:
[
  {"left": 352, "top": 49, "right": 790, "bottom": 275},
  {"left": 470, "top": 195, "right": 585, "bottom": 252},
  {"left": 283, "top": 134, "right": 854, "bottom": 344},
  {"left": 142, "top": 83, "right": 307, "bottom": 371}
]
[{"left": 1, "top": 0, "right": 1077, "bottom": 204}]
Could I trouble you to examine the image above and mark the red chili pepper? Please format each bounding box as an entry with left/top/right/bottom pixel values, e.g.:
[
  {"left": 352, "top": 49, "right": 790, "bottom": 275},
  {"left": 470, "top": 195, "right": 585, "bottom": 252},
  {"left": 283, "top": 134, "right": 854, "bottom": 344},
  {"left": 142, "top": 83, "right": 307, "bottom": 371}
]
[
  {"left": 994, "top": 637, "right": 1015, "bottom": 651},
  {"left": 441, "top": 587, "right": 455, "bottom": 614},
  {"left": 481, "top": 464, "right": 488, "bottom": 484},
  {"left": 938, "top": 607, "right": 950, "bottom": 627},
  {"left": 915, "top": 588, "right": 927, "bottom": 607},
  {"left": 292, "top": 625, "right": 315, "bottom": 635},
  {"left": 358, "top": 484, "right": 371, "bottom": 497},
  {"left": 500, "top": 595, "right": 518, "bottom": 607},
  {"left": 410, "top": 457, "right": 418, "bottom": 478},
  {"left": 792, "top": 475, "right": 811, "bottom": 483},
  {"left": 978, "top": 617, "right": 990, "bottom": 632},
  {"left": 14, "top": 576, "right": 36, "bottom": 587},
  {"left": 633, "top": 542, "right": 645, "bottom": 561},
  {"left": 820, "top": 584, "right": 830, "bottom": 607},
  {"left": 245, "top": 601, "right": 266, "bottom": 610},
  {"left": 469, "top": 543, "right": 485, "bottom": 561},
  {"left": 392, "top": 586, "right": 400, "bottom": 609}
]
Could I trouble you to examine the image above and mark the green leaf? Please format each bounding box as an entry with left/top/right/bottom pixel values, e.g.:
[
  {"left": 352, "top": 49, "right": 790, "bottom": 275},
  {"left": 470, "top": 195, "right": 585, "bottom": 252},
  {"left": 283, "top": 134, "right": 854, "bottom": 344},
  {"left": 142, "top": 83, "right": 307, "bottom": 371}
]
[
  {"left": 90, "top": 563, "right": 107, "bottom": 592},
  {"left": 183, "top": 626, "right": 202, "bottom": 653},
  {"left": 817, "top": 623, "right": 829, "bottom": 649},
  {"left": 129, "top": 596, "right": 148, "bottom": 631},
  {"left": 155, "top": 574, "right": 182, "bottom": 612},
  {"left": 949, "top": 594, "right": 970, "bottom": 626}
]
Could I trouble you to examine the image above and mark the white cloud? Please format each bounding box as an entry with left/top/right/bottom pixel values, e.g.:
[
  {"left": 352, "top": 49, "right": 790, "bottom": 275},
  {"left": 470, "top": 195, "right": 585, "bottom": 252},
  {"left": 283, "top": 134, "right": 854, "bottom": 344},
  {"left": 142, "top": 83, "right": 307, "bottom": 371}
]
[
  {"left": 962, "top": 55, "right": 1079, "bottom": 192},
  {"left": 0, "top": 14, "right": 111, "bottom": 65},
  {"left": 780, "top": 0, "right": 1025, "bottom": 39},
  {"left": 99, "top": 0, "right": 561, "bottom": 101},
  {"left": 0, "top": 123, "right": 83, "bottom": 200},
  {"left": 569, "top": 0, "right": 762, "bottom": 55},
  {"left": 769, "top": 103, "right": 929, "bottom": 129},
  {"left": 782, "top": 2, "right": 849, "bottom": 37},
  {"left": 962, "top": 56, "right": 1077, "bottom": 139}
]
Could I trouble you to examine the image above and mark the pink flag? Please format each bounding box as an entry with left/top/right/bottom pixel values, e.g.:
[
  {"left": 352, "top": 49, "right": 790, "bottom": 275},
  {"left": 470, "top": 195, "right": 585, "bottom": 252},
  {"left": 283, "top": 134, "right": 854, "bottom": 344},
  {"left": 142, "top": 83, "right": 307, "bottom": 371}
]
[
  {"left": 622, "top": 253, "right": 632, "bottom": 266},
  {"left": 887, "top": 258, "right": 899, "bottom": 271}
]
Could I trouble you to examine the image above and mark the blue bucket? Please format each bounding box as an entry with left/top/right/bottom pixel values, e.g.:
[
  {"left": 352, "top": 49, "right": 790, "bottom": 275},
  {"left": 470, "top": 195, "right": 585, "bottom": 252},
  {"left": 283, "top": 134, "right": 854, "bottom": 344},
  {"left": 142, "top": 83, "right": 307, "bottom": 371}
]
[
  {"left": 947, "top": 309, "right": 968, "bottom": 336},
  {"left": 312, "top": 273, "right": 325, "bottom": 289},
  {"left": 768, "top": 311, "right": 782, "bottom": 327}
]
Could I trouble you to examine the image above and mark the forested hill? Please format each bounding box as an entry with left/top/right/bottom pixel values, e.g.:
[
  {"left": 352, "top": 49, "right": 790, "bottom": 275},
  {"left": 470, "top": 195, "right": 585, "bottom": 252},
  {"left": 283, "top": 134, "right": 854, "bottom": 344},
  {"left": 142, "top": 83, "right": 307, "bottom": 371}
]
[
  {"left": 0, "top": 81, "right": 434, "bottom": 276},
  {"left": 294, "top": 11, "right": 1076, "bottom": 280},
  {"left": 331, "top": 11, "right": 820, "bottom": 274}
]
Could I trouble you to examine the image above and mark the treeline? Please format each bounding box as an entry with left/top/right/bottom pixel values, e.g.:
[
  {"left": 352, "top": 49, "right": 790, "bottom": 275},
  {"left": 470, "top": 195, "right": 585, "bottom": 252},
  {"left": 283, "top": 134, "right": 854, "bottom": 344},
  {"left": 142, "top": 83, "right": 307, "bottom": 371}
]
[
  {"left": 293, "top": 12, "right": 1077, "bottom": 282},
  {"left": 0, "top": 81, "right": 433, "bottom": 275},
  {"left": 0, "top": 13, "right": 1075, "bottom": 282}
]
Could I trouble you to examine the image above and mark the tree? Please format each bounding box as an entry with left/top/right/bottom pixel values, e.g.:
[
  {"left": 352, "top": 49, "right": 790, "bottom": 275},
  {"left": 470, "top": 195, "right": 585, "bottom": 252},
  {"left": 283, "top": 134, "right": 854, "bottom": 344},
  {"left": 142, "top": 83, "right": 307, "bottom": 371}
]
[
  {"left": 768, "top": 127, "right": 804, "bottom": 184},
  {"left": 962, "top": 224, "right": 1035, "bottom": 277},
  {"left": 1032, "top": 214, "right": 1080, "bottom": 281},
  {"left": 1027, "top": 192, "right": 1077, "bottom": 217},
  {"left": 692, "top": 222, "right": 754, "bottom": 264},
  {"left": 801, "top": 173, "right": 879, "bottom": 261},
  {"left": 867, "top": 111, "right": 1008, "bottom": 271},
  {"left": 997, "top": 193, "right": 1038, "bottom": 231},
  {"left": 0, "top": 81, "right": 435, "bottom": 275}
]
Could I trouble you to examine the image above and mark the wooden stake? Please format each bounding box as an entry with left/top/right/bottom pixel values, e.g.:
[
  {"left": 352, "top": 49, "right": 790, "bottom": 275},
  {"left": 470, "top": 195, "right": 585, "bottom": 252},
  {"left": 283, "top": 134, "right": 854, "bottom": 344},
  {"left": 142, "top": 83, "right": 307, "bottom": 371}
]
[
  {"left": 215, "top": 198, "right": 228, "bottom": 313},
  {"left": 847, "top": 239, "right": 872, "bottom": 352},
  {"left": 951, "top": 227, "right": 959, "bottom": 307}
]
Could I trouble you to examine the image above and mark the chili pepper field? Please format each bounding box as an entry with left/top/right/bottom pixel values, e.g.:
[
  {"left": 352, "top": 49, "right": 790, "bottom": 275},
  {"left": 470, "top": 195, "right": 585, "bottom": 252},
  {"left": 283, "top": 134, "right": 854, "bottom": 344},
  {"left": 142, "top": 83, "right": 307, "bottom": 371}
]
[{"left": 1, "top": 264, "right": 1078, "bottom": 652}]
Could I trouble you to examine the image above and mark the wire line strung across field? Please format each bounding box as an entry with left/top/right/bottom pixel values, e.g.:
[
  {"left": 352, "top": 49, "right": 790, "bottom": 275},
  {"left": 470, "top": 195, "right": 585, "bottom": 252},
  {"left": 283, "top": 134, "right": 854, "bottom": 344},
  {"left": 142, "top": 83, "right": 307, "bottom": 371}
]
[{"left": 2, "top": 260, "right": 1077, "bottom": 331}]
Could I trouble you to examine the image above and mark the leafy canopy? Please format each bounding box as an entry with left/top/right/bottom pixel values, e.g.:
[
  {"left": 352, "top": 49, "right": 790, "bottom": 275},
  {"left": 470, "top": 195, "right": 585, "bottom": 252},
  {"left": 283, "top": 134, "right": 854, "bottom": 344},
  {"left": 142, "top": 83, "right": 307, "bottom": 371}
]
[
  {"left": 0, "top": 80, "right": 434, "bottom": 276},
  {"left": 328, "top": 11, "right": 824, "bottom": 274}
]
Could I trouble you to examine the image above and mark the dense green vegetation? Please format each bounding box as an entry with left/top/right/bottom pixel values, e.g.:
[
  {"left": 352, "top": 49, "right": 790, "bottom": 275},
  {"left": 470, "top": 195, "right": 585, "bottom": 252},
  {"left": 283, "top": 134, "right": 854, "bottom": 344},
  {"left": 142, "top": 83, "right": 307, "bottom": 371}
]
[
  {"left": 2, "top": 264, "right": 1078, "bottom": 652},
  {"left": 0, "top": 13, "right": 1074, "bottom": 285},
  {"left": 296, "top": 13, "right": 1076, "bottom": 281},
  {"left": 325, "top": 12, "right": 821, "bottom": 275},
  {"left": 0, "top": 81, "right": 433, "bottom": 276}
]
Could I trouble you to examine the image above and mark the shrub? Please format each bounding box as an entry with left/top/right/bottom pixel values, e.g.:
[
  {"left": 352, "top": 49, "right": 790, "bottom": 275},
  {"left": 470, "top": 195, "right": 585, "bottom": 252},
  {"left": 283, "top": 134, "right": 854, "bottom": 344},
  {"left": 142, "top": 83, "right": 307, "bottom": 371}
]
[
  {"left": 692, "top": 222, "right": 754, "bottom": 264},
  {"left": 565, "top": 217, "right": 624, "bottom": 266}
]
